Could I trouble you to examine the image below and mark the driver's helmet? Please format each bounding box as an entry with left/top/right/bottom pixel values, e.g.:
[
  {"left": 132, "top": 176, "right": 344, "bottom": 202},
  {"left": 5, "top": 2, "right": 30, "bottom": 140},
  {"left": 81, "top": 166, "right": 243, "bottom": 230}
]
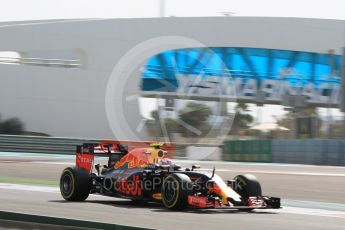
[{"left": 159, "top": 158, "right": 174, "bottom": 166}]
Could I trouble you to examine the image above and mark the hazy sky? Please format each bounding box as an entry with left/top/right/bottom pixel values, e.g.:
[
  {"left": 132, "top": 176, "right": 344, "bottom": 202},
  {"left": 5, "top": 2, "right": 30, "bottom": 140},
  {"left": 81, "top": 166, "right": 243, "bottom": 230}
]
[{"left": 0, "top": 0, "right": 344, "bottom": 22}]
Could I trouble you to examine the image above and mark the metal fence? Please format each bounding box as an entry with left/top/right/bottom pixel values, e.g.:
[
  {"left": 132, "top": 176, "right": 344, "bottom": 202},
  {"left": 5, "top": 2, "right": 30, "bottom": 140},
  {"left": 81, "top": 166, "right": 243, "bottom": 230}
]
[
  {"left": 0, "top": 135, "right": 220, "bottom": 158},
  {"left": 222, "top": 140, "right": 271, "bottom": 163},
  {"left": 223, "top": 139, "right": 345, "bottom": 166},
  {"left": 1, "top": 135, "right": 344, "bottom": 166},
  {"left": 0, "top": 135, "right": 91, "bottom": 154},
  {"left": 272, "top": 139, "right": 345, "bottom": 166}
]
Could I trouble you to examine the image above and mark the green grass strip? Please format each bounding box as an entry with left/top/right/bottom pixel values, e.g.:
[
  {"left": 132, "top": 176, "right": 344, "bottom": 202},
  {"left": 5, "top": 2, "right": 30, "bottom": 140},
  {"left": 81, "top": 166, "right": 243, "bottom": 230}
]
[{"left": 0, "top": 177, "right": 58, "bottom": 186}]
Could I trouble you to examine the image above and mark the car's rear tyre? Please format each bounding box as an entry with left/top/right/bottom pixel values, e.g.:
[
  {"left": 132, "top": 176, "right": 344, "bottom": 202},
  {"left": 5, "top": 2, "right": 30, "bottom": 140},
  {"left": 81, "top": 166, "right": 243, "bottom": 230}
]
[
  {"left": 60, "top": 167, "right": 91, "bottom": 201},
  {"left": 233, "top": 174, "right": 262, "bottom": 211},
  {"left": 161, "top": 173, "right": 193, "bottom": 210}
]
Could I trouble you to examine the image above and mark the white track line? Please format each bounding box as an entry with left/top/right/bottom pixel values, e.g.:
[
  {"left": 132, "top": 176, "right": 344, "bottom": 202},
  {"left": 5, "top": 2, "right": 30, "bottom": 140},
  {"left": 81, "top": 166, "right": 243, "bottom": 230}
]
[
  {"left": 0, "top": 183, "right": 99, "bottom": 198},
  {"left": 1, "top": 183, "right": 345, "bottom": 219},
  {"left": 0, "top": 183, "right": 58, "bottom": 193},
  {"left": 267, "top": 206, "right": 345, "bottom": 219}
]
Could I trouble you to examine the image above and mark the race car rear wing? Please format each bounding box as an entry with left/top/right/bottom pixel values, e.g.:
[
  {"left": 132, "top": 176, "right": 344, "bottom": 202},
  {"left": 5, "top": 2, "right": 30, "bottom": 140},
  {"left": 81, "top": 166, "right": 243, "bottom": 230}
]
[
  {"left": 77, "top": 142, "right": 128, "bottom": 156},
  {"left": 76, "top": 142, "right": 128, "bottom": 172},
  {"left": 75, "top": 141, "right": 175, "bottom": 172}
]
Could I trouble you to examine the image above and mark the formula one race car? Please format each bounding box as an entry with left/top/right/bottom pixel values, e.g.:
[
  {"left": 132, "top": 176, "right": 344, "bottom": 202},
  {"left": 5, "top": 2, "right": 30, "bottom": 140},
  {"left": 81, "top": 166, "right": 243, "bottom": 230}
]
[{"left": 60, "top": 142, "right": 280, "bottom": 210}]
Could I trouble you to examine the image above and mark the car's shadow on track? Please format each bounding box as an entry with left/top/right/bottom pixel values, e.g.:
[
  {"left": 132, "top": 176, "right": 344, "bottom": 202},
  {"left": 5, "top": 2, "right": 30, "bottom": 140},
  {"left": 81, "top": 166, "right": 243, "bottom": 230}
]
[
  {"left": 151, "top": 208, "right": 279, "bottom": 214},
  {"left": 50, "top": 199, "right": 165, "bottom": 210},
  {"left": 49, "top": 200, "right": 278, "bottom": 214}
]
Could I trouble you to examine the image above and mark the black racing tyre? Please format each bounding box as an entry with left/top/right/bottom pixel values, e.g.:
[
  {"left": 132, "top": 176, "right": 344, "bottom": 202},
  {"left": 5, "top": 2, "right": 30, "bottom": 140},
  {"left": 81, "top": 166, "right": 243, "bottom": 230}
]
[
  {"left": 60, "top": 167, "right": 91, "bottom": 201},
  {"left": 233, "top": 174, "right": 262, "bottom": 211},
  {"left": 161, "top": 173, "right": 193, "bottom": 210},
  {"left": 233, "top": 174, "right": 262, "bottom": 198}
]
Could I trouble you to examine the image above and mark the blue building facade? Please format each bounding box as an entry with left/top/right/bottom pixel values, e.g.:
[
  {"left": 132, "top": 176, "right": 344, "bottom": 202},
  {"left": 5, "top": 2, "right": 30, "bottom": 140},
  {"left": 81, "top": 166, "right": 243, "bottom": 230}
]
[{"left": 142, "top": 47, "right": 341, "bottom": 93}]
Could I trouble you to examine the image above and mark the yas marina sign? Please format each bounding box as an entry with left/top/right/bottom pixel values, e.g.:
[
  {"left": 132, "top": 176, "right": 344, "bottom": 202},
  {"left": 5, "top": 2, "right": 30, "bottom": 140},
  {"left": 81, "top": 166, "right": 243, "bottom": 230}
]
[
  {"left": 142, "top": 47, "right": 342, "bottom": 108},
  {"left": 176, "top": 74, "right": 341, "bottom": 106}
]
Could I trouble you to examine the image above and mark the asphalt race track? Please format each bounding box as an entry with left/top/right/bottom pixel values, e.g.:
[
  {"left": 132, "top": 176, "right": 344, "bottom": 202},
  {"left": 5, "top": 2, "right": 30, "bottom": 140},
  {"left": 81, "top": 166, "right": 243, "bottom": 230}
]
[{"left": 0, "top": 152, "right": 345, "bottom": 230}]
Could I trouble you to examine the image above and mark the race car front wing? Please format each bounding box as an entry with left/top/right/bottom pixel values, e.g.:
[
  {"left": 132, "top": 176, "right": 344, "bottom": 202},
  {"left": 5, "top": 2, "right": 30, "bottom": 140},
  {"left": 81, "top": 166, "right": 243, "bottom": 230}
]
[{"left": 187, "top": 195, "right": 281, "bottom": 209}]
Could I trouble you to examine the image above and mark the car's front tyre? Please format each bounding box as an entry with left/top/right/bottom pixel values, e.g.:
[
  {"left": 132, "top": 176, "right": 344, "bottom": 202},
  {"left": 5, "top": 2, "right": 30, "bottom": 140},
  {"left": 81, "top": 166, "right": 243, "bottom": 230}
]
[
  {"left": 233, "top": 174, "right": 262, "bottom": 211},
  {"left": 233, "top": 174, "right": 262, "bottom": 198}
]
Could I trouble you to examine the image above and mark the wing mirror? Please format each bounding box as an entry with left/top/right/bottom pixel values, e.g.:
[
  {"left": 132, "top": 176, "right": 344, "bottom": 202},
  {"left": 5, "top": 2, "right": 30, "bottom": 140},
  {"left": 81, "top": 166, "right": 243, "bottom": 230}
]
[{"left": 191, "top": 165, "right": 201, "bottom": 171}]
